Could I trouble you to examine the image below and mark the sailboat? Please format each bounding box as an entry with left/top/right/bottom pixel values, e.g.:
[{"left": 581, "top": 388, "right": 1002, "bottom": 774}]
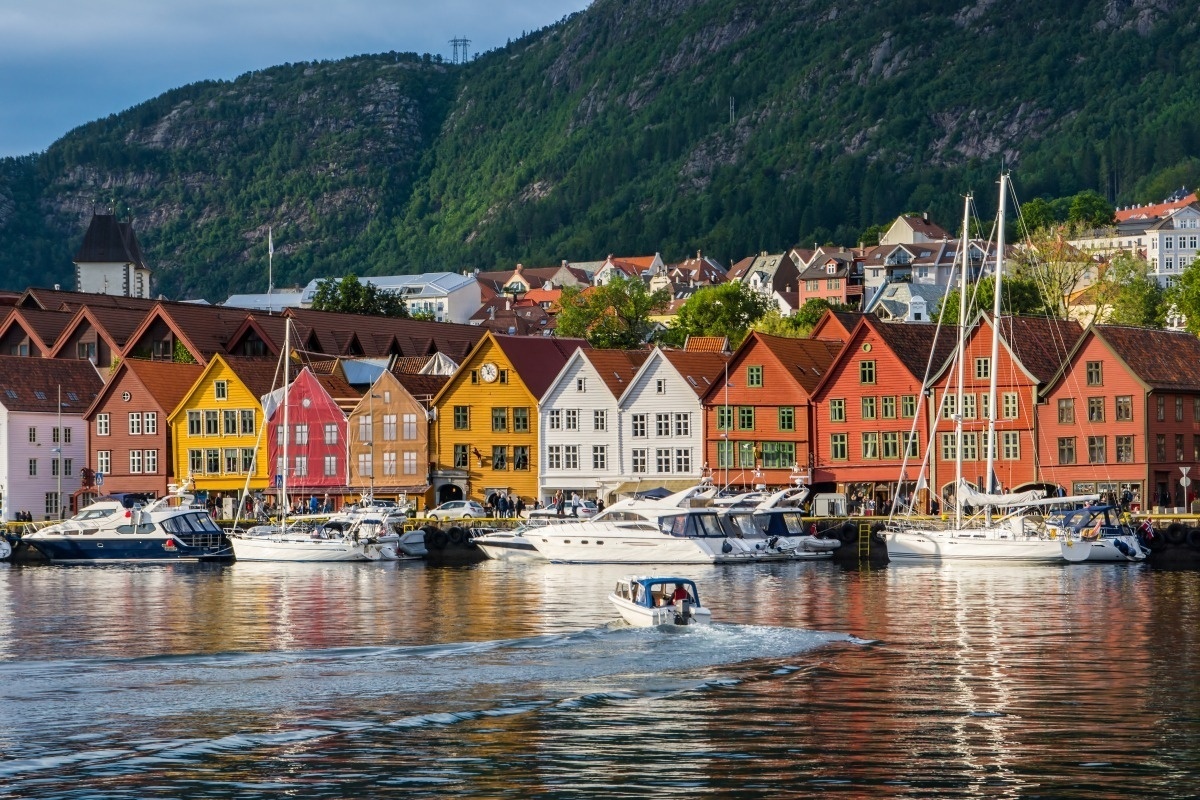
[
  {"left": 228, "top": 319, "right": 386, "bottom": 562},
  {"left": 882, "top": 174, "right": 1098, "bottom": 563}
]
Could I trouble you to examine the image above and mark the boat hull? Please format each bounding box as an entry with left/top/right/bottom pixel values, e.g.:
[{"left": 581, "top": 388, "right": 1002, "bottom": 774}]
[
  {"left": 229, "top": 535, "right": 379, "bottom": 562},
  {"left": 608, "top": 593, "right": 712, "bottom": 627},
  {"left": 23, "top": 535, "right": 225, "bottom": 563},
  {"left": 473, "top": 532, "right": 543, "bottom": 561},
  {"left": 885, "top": 528, "right": 1066, "bottom": 562},
  {"left": 1065, "top": 535, "right": 1147, "bottom": 563}
]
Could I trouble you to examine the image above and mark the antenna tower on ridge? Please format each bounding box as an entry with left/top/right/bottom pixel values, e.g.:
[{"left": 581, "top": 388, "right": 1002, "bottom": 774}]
[{"left": 449, "top": 37, "right": 471, "bottom": 64}]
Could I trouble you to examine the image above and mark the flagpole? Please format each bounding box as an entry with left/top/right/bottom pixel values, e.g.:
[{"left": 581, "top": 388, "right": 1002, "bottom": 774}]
[{"left": 268, "top": 226, "right": 274, "bottom": 296}]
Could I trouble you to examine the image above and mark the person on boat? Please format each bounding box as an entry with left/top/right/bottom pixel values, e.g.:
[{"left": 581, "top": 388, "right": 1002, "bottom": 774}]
[{"left": 671, "top": 584, "right": 692, "bottom": 603}]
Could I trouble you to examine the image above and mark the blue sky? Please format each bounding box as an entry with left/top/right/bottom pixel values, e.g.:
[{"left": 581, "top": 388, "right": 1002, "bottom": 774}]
[{"left": 0, "top": 1, "right": 591, "bottom": 158}]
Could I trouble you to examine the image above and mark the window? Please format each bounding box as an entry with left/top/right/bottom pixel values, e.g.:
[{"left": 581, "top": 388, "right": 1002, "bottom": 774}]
[
  {"left": 325, "top": 423, "right": 338, "bottom": 445},
  {"left": 762, "top": 442, "right": 795, "bottom": 468},
  {"left": 961, "top": 433, "right": 978, "bottom": 461},
  {"left": 901, "top": 395, "right": 916, "bottom": 418},
  {"left": 656, "top": 379, "right": 667, "bottom": 394},
  {"left": 224, "top": 449, "right": 240, "bottom": 473},
  {"left": 548, "top": 409, "right": 562, "bottom": 430},
  {"left": 632, "top": 414, "right": 647, "bottom": 438},
  {"left": 206, "top": 449, "right": 220, "bottom": 473},
  {"left": 63, "top": 458, "right": 73, "bottom": 476},
  {"left": 383, "top": 452, "right": 397, "bottom": 476},
  {"left": 77, "top": 341, "right": 97, "bottom": 361},
  {"left": 1157, "top": 434, "right": 1167, "bottom": 461},
  {"left": 1195, "top": 397, "right": 1200, "bottom": 423},
  {"left": 45, "top": 492, "right": 59, "bottom": 518},
  {"left": 859, "top": 360, "right": 876, "bottom": 384},
  {"left": 862, "top": 432, "right": 879, "bottom": 459},
  {"left": 593, "top": 445, "right": 607, "bottom": 470},
  {"left": 1088, "top": 436, "right": 1106, "bottom": 464},
  {"left": 564, "top": 446, "right": 579, "bottom": 470},
  {"left": 962, "top": 395, "right": 976, "bottom": 420},
  {"left": 204, "top": 410, "right": 219, "bottom": 435},
  {"left": 223, "top": 409, "right": 238, "bottom": 435},
  {"left": 403, "top": 451, "right": 418, "bottom": 475},
  {"left": 97, "top": 413, "right": 111, "bottom": 436},
  {"left": 28, "top": 458, "right": 36, "bottom": 477},
  {"left": 28, "top": 427, "right": 36, "bottom": 443},
  {"left": 1177, "top": 434, "right": 1186, "bottom": 462},
  {"left": 294, "top": 424, "right": 309, "bottom": 445},
  {"left": 187, "top": 450, "right": 200, "bottom": 474},
  {"left": 358, "top": 452, "right": 373, "bottom": 478},
  {"left": 1116, "top": 436, "right": 1134, "bottom": 463},
  {"left": 51, "top": 457, "right": 60, "bottom": 477},
  {"left": 492, "top": 407, "right": 508, "bottom": 432},
  {"left": 717, "top": 406, "right": 733, "bottom": 430},
  {"left": 674, "top": 449, "right": 692, "bottom": 473},
  {"left": 1058, "top": 398, "right": 1075, "bottom": 424},
  {"left": 656, "top": 413, "right": 671, "bottom": 437},
  {"left": 514, "top": 407, "right": 530, "bottom": 433},
  {"left": 656, "top": 448, "right": 672, "bottom": 473},
  {"left": 1157, "top": 395, "right": 1165, "bottom": 421},
  {"left": 498, "top": 370, "right": 509, "bottom": 385},
  {"left": 547, "top": 445, "right": 562, "bottom": 470},
  {"left": 1002, "top": 431, "right": 1020, "bottom": 460},
  {"left": 980, "top": 393, "right": 990, "bottom": 420},
  {"left": 489, "top": 447, "right": 506, "bottom": 471},
  {"left": 241, "top": 449, "right": 254, "bottom": 473},
  {"left": 941, "top": 433, "right": 957, "bottom": 461},
  {"left": 632, "top": 449, "right": 648, "bottom": 473},
  {"left": 716, "top": 440, "right": 733, "bottom": 468},
  {"left": 974, "top": 357, "right": 991, "bottom": 379},
  {"left": 941, "top": 395, "right": 957, "bottom": 420},
  {"left": 1086, "top": 361, "right": 1102, "bottom": 386},
  {"left": 144, "top": 450, "right": 158, "bottom": 474},
  {"left": 214, "top": 381, "right": 228, "bottom": 400},
  {"left": 402, "top": 414, "right": 417, "bottom": 440},
  {"left": 1088, "top": 397, "right": 1105, "bottom": 422},
  {"left": 453, "top": 444, "right": 469, "bottom": 469},
  {"left": 739, "top": 407, "right": 754, "bottom": 430},
  {"left": 881, "top": 396, "right": 896, "bottom": 419},
  {"left": 325, "top": 455, "right": 338, "bottom": 476},
  {"left": 564, "top": 409, "right": 579, "bottom": 431},
  {"left": 881, "top": 432, "right": 899, "bottom": 459},
  {"left": 98, "top": 451, "right": 112, "bottom": 473},
  {"left": 861, "top": 397, "right": 877, "bottom": 419},
  {"left": 1177, "top": 396, "right": 1185, "bottom": 422},
  {"left": 1003, "top": 392, "right": 1018, "bottom": 419},
  {"left": 576, "top": 377, "right": 586, "bottom": 392},
  {"left": 779, "top": 407, "right": 795, "bottom": 431},
  {"left": 1059, "top": 437, "right": 1076, "bottom": 465},
  {"left": 130, "top": 450, "right": 143, "bottom": 474},
  {"left": 903, "top": 432, "right": 919, "bottom": 458},
  {"left": 738, "top": 442, "right": 756, "bottom": 467},
  {"left": 831, "top": 433, "right": 848, "bottom": 460},
  {"left": 747, "top": 365, "right": 763, "bottom": 387},
  {"left": 383, "top": 414, "right": 397, "bottom": 440},
  {"left": 454, "top": 406, "right": 469, "bottom": 430},
  {"left": 513, "top": 446, "right": 529, "bottom": 470}
]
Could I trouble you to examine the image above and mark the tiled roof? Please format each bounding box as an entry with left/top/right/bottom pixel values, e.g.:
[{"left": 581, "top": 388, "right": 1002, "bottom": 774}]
[
  {"left": 659, "top": 349, "right": 731, "bottom": 397},
  {"left": 994, "top": 315, "right": 1083, "bottom": 384},
  {"left": 313, "top": 372, "right": 362, "bottom": 412},
  {"left": 492, "top": 334, "right": 590, "bottom": 399},
  {"left": 285, "top": 307, "right": 484, "bottom": 361},
  {"left": 1116, "top": 193, "right": 1198, "bottom": 223},
  {"left": 118, "top": 359, "right": 205, "bottom": 415},
  {"left": 870, "top": 318, "right": 959, "bottom": 381},
  {"left": 1097, "top": 325, "right": 1200, "bottom": 391},
  {"left": 751, "top": 332, "right": 845, "bottom": 394},
  {"left": 682, "top": 335, "right": 730, "bottom": 353},
  {"left": 393, "top": 371, "right": 449, "bottom": 402},
  {"left": 19, "top": 287, "right": 159, "bottom": 313},
  {"left": 75, "top": 304, "right": 150, "bottom": 348},
  {"left": 583, "top": 349, "right": 650, "bottom": 398},
  {"left": 898, "top": 214, "right": 951, "bottom": 241},
  {"left": 73, "top": 214, "right": 148, "bottom": 269},
  {"left": 220, "top": 357, "right": 286, "bottom": 402},
  {"left": 392, "top": 355, "right": 433, "bottom": 374},
  {"left": 1, "top": 308, "right": 74, "bottom": 351},
  {"left": 0, "top": 356, "right": 103, "bottom": 413}
]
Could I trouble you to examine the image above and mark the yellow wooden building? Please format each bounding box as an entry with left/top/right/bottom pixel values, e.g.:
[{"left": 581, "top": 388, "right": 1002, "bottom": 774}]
[
  {"left": 166, "top": 356, "right": 280, "bottom": 509},
  {"left": 430, "top": 332, "right": 587, "bottom": 507}
]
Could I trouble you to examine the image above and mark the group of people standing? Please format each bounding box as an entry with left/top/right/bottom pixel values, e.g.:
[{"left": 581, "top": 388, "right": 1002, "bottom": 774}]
[{"left": 486, "top": 492, "right": 525, "bottom": 518}]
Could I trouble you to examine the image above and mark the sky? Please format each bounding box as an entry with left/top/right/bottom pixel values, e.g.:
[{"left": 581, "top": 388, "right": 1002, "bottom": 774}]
[{"left": 0, "top": 0, "right": 592, "bottom": 158}]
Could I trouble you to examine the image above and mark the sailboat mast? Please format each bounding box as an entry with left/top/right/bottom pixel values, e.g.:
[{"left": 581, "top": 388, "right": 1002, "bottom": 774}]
[
  {"left": 281, "top": 318, "right": 289, "bottom": 526},
  {"left": 955, "top": 194, "right": 970, "bottom": 527},
  {"left": 985, "top": 173, "right": 1007, "bottom": 493}
]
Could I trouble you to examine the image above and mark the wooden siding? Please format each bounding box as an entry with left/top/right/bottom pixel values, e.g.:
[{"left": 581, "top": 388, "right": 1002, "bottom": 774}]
[
  {"left": 620, "top": 351, "right": 706, "bottom": 487},
  {"left": 266, "top": 369, "right": 349, "bottom": 498},
  {"left": 86, "top": 368, "right": 174, "bottom": 497},
  {"left": 539, "top": 354, "right": 623, "bottom": 503},
  {"left": 1, "top": 409, "right": 87, "bottom": 521},
  {"left": 345, "top": 371, "right": 430, "bottom": 502}
]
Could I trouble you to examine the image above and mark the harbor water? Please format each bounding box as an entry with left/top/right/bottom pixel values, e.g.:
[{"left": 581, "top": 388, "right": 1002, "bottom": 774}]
[{"left": 1, "top": 558, "right": 1197, "bottom": 798}]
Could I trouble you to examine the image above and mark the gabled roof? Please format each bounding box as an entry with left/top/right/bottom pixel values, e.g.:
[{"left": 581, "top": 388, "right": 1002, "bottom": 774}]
[
  {"left": 17, "top": 287, "right": 159, "bottom": 313},
  {"left": 0, "top": 356, "right": 103, "bottom": 413},
  {"left": 1116, "top": 191, "right": 1198, "bottom": 223},
  {"left": 580, "top": 349, "right": 650, "bottom": 398},
  {"left": 284, "top": 307, "right": 483, "bottom": 361},
  {"left": 871, "top": 318, "right": 960, "bottom": 382},
  {"left": 49, "top": 304, "right": 151, "bottom": 356},
  {"left": 716, "top": 332, "right": 845, "bottom": 399},
  {"left": 656, "top": 349, "right": 731, "bottom": 398},
  {"left": 73, "top": 214, "right": 148, "bottom": 270},
  {"left": 1092, "top": 325, "right": 1200, "bottom": 391},
  {"left": 312, "top": 371, "right": 362, "bottom": 413},
  {"left": 682, "top": 335, "right": 731, "bottom": 354},
  {"left": 809, "top": 309, "right": 861, "bottom": 342},
  {"left": 491, "top": 334, "right": 590, "bottom": 399},
  {"left": 992, "top": 315, "right": 1084, "bottom": 385},
  {"left": 0, "top": 307, "right": 74, "bottom": 353},
  {"left": 84, "top": 358, "right": 204, "bottom": 420},
  {"left": 393, "top": 371, "right": 449, "bottom": 403}
]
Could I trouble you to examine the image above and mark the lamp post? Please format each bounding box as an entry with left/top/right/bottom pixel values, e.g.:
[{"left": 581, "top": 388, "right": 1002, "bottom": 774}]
[{"left": 55, "top": 384, "right": 63, "bottom": 519}]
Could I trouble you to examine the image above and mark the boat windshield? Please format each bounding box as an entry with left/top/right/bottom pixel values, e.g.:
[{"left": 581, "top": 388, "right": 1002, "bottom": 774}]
[
  {"left": 73, "top": 507, "right": 120, "bottom": 522},
  {"left": 161, "top": 513, "right": 223, "bottom": 534},
  {"left": 660, "top": 513, "right": 728, "bottom": 538},
  {"left": 725, "top": 512, "right": 761, "bottom": 538}
]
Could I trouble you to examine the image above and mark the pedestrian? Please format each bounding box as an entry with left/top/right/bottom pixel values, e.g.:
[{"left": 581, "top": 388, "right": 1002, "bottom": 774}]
[
  {"left": 596, "top": 497, "right": 605, "bottom": 513},
  {"left": 309, "top": 494, "right": 319, "bottom": 514},
  {"left": 515, "top": 496, "right": 526, "bottom": 518},
  {"left": 497, "top": 493, "right": 509, "bottom": 518},
  {"left": 570, "top": 492, "right": 581, "bottom": 517},
  {"left": 555, "top": 490, "right": 565, "bottom": 517}
]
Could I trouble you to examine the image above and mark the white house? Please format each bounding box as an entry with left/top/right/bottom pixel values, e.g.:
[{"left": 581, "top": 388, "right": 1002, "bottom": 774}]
[
  {"left": 0, "top": 357, "right": 104, "bottom": 522},
  {"left": 299, "top": 272, "right": 482, "bottom": 324},
  {"left": 538, "top": 349, "right": 648, "bottom": 504}
]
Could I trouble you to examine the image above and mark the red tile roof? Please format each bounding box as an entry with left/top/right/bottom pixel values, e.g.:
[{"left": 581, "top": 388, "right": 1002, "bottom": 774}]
[
  {"left": 994, "top": 315, "right": 1084, "bottom": 384},
  {"left": 0, "top": 356, "right": 103, "bottom": 412},
  {"left": 491, "top": 334, "right": 590, "bottom": 399},
  {"left": 746, "top": 332, "right": 845, "bottom": 394},
  {"left": 116, "top": 359, "right": 206, "bottom": 416},
  {"left": 659, "top": 349, "right": 731, "bottom": 396},
  {"left": 1095, "top": 325, "right": 1200, "bottom": 391},
  {"left": 682, "top": 335, "right": 731, "bottom": 353},
  {"left": 582, "top": 349, "right": 650, "bottom": 398}
]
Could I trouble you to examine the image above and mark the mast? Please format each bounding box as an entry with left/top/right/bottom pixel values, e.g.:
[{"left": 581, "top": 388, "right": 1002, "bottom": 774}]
[
  {"left": 281, "top": 318, "right": 289, "bottom": 528},
  {"left": 985, "top": 173, "right": 1008, "bottom": 496},
  {"left": 955, "top": 194, "right": 970, "bottom": 528}
]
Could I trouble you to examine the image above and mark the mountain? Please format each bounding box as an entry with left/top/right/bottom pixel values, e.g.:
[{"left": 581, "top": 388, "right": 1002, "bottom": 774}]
[{"left": 4, "top": 0, "right": 1200, "bottom": 301}]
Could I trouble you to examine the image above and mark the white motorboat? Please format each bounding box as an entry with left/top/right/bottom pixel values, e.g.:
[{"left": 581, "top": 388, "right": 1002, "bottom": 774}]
[
  {"left": 608, "top": 576, "right": 711, "bottom": 627},
  {"left": 229, "top": 517, "right": 388, "bottom": 562},
  {"left": 472, "top": 526, "right": 543, "bottom": 561},
  {"left": 22, "top": 481, "right": 229, "bottom": 563},
  {"left": 1047, "top": 505, "right": 1148, "bottom": 563},
  {"left": 0, "top": 535, "right": 13, "bottom": 560}
]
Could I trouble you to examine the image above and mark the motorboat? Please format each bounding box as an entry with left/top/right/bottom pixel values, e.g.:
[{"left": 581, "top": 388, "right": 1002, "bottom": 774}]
[
  {"left": 22, "top": 482, "right": 229, "bottom": 563},
  {"left": 1047, "top": 505, "right": 1148, "bottom": 563},
  {"left": 608, "top": 576, "right": 711, "bottom": 627},
  {"left": 724, "top": 508, "right": 840, "bottom": 559},
  {"left": 0, "top": 535, "right": 12, "bottom": 560},
  {"left": 228, "top": 516, "right": 390, "bottom": 562},
  {"left": 471, "top": 517, "right": 571, "bottom": 560},
  {"left": 320, "top": 513, "right": 425, "bottom": 559}
]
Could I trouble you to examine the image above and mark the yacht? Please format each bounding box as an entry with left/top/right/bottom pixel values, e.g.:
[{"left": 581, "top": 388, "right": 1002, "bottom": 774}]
[{"left": 228, "top": 516, "right": 389, "bottom": 562}]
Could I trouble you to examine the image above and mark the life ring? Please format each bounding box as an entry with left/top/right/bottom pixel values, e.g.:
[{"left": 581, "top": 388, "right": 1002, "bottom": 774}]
[
  {"left": 836, "top": 522, "right": 858, "bottom": 544},
  {"left": 428, "top": 528, "right": 449, "bottom": 550},
  {"left": 447, "top": 526, "right": 466, "bottom": 546},
  {"left": 1165, "top": 523, "right": 1187, "bottom": 545},
  {"left": 1187, "top": 528, "right": 1200, "bottom": 550}
]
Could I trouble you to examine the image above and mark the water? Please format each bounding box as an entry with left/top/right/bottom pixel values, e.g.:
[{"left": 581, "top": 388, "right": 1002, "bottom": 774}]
[{"left": 1, "top": 558, "right": 1197, "bottom": 798}]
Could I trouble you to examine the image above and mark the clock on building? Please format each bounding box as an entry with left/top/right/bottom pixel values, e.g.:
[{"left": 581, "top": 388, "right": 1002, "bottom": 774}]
[{"left": 480, "top": 362, "right": 499, "bottom": 383}]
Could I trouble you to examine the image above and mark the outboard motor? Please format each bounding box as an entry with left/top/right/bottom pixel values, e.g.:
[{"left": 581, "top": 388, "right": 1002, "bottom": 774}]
[{"left": 674, "top": 598, "right": 692, "bottom": 625}]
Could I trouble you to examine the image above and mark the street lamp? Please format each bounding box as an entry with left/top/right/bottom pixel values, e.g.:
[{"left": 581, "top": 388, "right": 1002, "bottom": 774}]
[
  {"left": 55, "top": 385, "right": 63, "bottom": 519},
  {"left": 368, "top": 392, "right": 381, "bottom": 500}
]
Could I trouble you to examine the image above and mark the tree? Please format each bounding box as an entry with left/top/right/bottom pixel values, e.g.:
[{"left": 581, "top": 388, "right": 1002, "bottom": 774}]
[
  {"left": 662, "top": 281, "right": 773, "bottom": 347},
  {"left": 1101, "top": 253, "right": 1164, "bottom": 328},
  {"left": 1166, "top": 257, "right": 1200, "bottom": 334},
  {"left": 1067, "top": 190, "right": 1116, "bottom": 229},
  {"left": 1010, "top": 225, "right": 1096, "bottom": 320},
  {"left": 937, "top": 274, "right": 1054, "bottom": 324},
  {"left": 556, "top": 275, "right": 670, "bottom": 349},
  {"left": 753, "top": 298, "right": 858, "bottom": 338},
  {"left": 309, "top": 274, "right": 410, "bottom": 318}
]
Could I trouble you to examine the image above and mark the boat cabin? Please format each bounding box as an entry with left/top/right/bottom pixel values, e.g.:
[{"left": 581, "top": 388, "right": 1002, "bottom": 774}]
[{"left": 613, "top": 576, "right": 701, "bottom": 609}]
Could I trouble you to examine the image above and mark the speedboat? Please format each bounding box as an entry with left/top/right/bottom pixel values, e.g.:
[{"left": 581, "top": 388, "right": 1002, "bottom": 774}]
[
  {"left": 228, "top": 517, "right": 389, "bottom": 562},
  {"left": 21, "top": 482, "right": 229, "bottom": 563},
  {"left": 1047, "top": 505, "right": 1148, "bottom": 563},
  {"left": 608, "top": 576, "right": 711, "bottom": 627},
  {"left": 472, "top": 526, "right": 543, "bottom": 561}
]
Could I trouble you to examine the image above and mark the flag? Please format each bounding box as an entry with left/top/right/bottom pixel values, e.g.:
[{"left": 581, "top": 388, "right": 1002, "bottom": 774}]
[{"left": 268, "top": 227, "right": 274, "bottom": 257}]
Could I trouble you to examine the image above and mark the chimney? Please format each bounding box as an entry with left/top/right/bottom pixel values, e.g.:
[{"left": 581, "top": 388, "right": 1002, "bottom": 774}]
[
  {"left": 506, "top": 299, "right": 512, "bottom": 311},
  {"left": 923, "top": 212, "right": 929, "bottom": 223},
  {"left": 488, "top": 306, "right": 495, "bottom": 320}
]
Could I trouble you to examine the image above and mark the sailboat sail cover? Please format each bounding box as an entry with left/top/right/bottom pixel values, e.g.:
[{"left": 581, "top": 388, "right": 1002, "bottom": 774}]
[{"left": 956, "top": 479, "right": 1044, "bottom": 508}]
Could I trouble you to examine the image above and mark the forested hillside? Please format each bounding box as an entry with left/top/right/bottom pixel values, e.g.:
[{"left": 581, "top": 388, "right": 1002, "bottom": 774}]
[{"left": 3, "top": 0, "right": 1200, "bottom": 300}]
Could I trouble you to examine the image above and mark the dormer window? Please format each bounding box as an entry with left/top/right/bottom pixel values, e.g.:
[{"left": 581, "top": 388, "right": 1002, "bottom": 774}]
[{"left": 826, "top": 264, "right": 837, "bottom": 274}]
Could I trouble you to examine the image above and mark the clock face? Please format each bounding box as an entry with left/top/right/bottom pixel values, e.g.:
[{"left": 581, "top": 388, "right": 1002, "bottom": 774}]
[{"left": 480, "top": 362, "right": 499, "bottom": 383}]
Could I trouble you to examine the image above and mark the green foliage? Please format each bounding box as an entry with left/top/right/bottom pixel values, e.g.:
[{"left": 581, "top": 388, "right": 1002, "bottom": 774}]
[
  {"left": 754, "top": 298, "right": 857, "bottom": 338},
  {"left": 556, "top": 276, "right": 669, "bottom": 349},
  {"left": 172, "top": 339, "right": 198, "bottom": 364},
  {"left": 1166, "top": 257, "right": 1200, "bottom": 334},
  {"left": 1103, "top": 253, "right": 1164, "bottom": 328},
  {"left": 1067, "top": 190, "right": 1116, "bottom": 228},
  {"left": 937, "top": 275, "right": 1055, "bottom": 324},
  {"left": 310, "top": 273, "right": 410, "bottom": 318},
  {"left": 663, "top": 282, "right": 773, "bottom": 348}
]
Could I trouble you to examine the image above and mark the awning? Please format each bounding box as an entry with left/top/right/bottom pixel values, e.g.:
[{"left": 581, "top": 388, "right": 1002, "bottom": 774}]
[{"left": 610, "top": 479, "right": 702, "bottom": 497}]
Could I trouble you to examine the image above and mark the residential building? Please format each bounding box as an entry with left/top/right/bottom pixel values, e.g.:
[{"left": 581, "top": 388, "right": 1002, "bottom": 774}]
[
  {"left": 297, "top": 272, "right": 482, "bottom": 324},
  {"left": 728, "top": 251, "right": 801, "bottom": 299},
  {"left": 344, "top": 370, "right": 432, "bottom": 506}
]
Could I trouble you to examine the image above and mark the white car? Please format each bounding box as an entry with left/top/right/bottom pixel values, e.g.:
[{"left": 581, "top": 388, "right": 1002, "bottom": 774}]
[
  {"left": 529, "top": 500, "right": 598, "bottom": 519},
  {"left": 427, "top": 500, "right": 487, "bottom": 521}
]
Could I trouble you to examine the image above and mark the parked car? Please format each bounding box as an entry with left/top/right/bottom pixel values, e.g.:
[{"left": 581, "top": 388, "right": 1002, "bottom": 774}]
[
  {"left": 529, "top": 500, "right": 598, "bottom": 519},
  {"left": 426, "top": 500, "right": 486, "bottom": 521}
]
